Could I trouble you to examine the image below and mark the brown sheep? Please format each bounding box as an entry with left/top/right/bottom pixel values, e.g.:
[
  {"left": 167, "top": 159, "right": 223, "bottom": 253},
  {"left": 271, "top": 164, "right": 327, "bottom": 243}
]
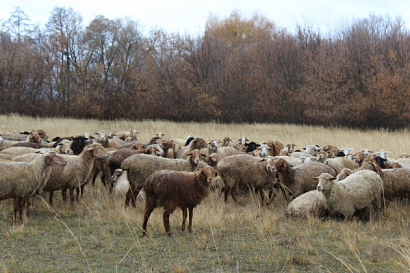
[
  {"left": 121, "top": 149, "right": 206, "bottom": 207},
  {"left": 142, "top": 166, "right": 219, "bottom": 237},
  {"left": 273, "top": 158, "right": 337, "bottom": 201},
  {"left": 264, "top": 140, "right": 284, "bottom": 156}
]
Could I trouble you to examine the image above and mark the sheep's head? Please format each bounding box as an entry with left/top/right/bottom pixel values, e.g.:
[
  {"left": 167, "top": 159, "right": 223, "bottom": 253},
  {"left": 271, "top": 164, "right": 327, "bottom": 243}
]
[
  {"left": 261, "top": 156, "right": 276, "bottom": 173},
  {"left": 45, "top": 151, "right": 67, "bottom": 167},
  {"left": 315, "top": 173, "right": 336, "bottom": 193},
  {"left": 286, "top": 142, "right": 296, "bottom": 153},
  {"left": 111, "top": 169, "right": 124, "bottom": 183},
  {"left": 58, "top": 140, "right": 73, "bottom": 154},
  {"left": 376, "top": 149, "right": 391, "bottom": 160},
  {"left": 273, "top": 158, "right": 288, "bottom": 172},
  {"left": 336, "top": 168, "right": 352, "bottom": 181},
  {"left": 361, "top": 158, "right": 377, "bottom": 171},
  {"left": 28, "top": 132, "right": 41, "bottom": 143},
  {"left": 192, "top": 137, "right": 208, "bottom": 149},
  {"left": 222, "top": 137, "right": 231, "bottom": 146},
  {"left": 258, "top": 144, "right": 271, "bottom": 157},
  {"left": 187, "top": 149, "right": 205, "bottom": 165},
  {"left": 87, "top": 143, "right": 109, "bottom": 158},
  {"left": 207, "top": 153, "right": 221, "bottom": 167},
  {"left": 33, "top": 129, "right": 49, "bottom": 140},
  {"left": 197, "top": 166, "right": 220, "bottom": 185}
]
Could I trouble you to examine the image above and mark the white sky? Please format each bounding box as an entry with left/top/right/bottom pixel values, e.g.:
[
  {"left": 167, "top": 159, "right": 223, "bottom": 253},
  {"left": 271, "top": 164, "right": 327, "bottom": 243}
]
[{"left": 1, "top": 0, "right": 409, "bottom": 35}]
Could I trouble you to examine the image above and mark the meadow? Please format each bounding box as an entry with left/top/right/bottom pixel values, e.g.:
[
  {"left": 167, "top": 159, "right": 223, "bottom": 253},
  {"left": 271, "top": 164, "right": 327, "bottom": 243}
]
[{"left": 0, "top": 114, "right": 409, "bottom": 272}]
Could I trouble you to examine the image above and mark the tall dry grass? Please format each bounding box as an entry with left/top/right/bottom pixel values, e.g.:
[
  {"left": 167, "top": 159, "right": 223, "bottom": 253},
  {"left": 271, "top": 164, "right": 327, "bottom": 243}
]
[{"left": 0, "top": 114, "right": 409, "bottom": 272}]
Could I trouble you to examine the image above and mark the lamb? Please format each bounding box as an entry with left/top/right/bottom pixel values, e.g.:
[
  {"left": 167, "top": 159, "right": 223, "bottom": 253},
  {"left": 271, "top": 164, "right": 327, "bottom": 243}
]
[
  {"left": 285, "top": 190, "right": 328, "bottom": 219},
  {"left": 216, "top": 154, "right": 278, "bottom": 206},
  {"left": 0, "top": 152, "right": 66, "bottom": 224},
  {"left": 316, "top": 170, "right": 383, "bottom": 220},
  {"left": 121, "top": 149, "right": 206, "bottom": 207},
  {"left": 273, "top": 158, "right": 337, "bottom": 201},
  {"left": 42, "top": 143, "right": 108, "bottom": 209},
  {"left": 176, "top": 137, "right": 208, "bottom": 159},
  {"left": 110, "top": 169, "right": 130, "bottom": 197},
  {"left": 142, "top": 166, "right": 218, "bottom": 237}
]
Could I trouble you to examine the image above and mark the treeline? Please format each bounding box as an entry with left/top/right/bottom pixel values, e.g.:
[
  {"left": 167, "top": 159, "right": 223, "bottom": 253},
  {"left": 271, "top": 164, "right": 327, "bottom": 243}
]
[{"left": 0, "top": 8, "right": 409, "bottom": 128}]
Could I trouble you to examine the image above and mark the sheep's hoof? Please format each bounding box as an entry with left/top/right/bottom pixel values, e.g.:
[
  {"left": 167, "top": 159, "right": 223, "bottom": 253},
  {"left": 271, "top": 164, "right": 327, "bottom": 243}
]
[{"left": 167, "top": 232, "right": 173, "bottom": 237}]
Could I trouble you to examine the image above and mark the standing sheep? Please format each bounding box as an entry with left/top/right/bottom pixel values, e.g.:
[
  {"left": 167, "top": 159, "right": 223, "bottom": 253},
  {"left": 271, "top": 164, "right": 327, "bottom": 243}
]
[
  {"left": 121, "top": 149, "right": 206, "bottom": 207},
  {"left": 316, "top": 171, "right": 383, "bottom": 220},
  {"left": 142, "top": 166, "right": 218, "bottom": 237},
  {"left": 216, "top": 154, "right": 278, "bottom": 206},
  {"left": 0, "top": 152, "right": 66, "bottom": 224},
  {"left": 273, "top": 158, "right": 337, "bottom": 201},
  {"left": 43, "top": 143, "right": 108, "bottom": 209}
]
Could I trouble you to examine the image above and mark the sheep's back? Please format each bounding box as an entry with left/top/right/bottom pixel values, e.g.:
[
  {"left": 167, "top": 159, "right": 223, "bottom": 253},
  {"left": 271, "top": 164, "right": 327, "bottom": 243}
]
[
  {"left": 380, "top": 168, "right": 410, "bottom": 200},
  {"left": 285, "top": 190, "right": 328, "bottom": 219}
]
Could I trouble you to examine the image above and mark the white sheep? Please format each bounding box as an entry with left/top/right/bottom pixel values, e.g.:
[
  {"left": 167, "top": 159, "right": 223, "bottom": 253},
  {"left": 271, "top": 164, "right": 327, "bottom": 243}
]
[
  {"left": 0, "top": 152, "right": 66, "bottom": 224},
  {"left": 43, "top": 143, "right": 108, "bottom": 210},
  {"left": 285, "top": 190, "right": 328, "bottom": 219},
  {"left": 111, "top": 169, "right": 130, "bottom": 197},
  {"left": 316, "top": 170, "right": 383, "bottom": 220}
]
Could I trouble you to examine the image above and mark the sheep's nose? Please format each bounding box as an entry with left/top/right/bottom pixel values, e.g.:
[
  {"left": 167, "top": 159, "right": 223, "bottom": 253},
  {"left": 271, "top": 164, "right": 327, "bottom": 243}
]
[{"left": 317, "top": 185, "right": 323, "bottom": 191}]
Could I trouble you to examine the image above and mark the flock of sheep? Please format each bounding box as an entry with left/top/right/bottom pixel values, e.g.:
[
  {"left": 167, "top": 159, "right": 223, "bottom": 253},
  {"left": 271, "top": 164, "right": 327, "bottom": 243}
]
[{"left": 0, "top": 129, "right": 409, "bottom": 236}]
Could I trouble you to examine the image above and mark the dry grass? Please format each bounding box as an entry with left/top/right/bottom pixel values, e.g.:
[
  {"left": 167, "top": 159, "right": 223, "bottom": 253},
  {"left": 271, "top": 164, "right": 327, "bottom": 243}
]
[{"left": 0, "top": 114, "right": 409, "bottom": 272}]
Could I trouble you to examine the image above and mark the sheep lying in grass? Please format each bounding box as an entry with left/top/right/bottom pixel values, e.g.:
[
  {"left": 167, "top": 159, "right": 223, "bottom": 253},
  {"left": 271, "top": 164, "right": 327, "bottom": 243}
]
[
  {"left": 285, "top": 190, "right": 328, "bottom": 219},
  {"left": 216, "top": 154, "right": 278, "bottom": 206},
  {"left": 121, "top": 149, "right": 206, "bottom": 207},
  {"left": 273, "top": 158, "right": 337, "bottom": 201},
  {"left": 142, "top": 166, "right": 218, "bottom": 237},
  {"left": 0, "top": 152, "right": 66, "bottom": 224},
  {"left": 316, "top": 171, "right": 383, "bottom": 220}
]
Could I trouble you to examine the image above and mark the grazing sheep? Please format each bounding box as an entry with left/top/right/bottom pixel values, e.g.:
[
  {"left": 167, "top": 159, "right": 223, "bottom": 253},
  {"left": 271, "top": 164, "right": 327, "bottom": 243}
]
[
  {"left": 0, "top": 152, "right": 66, "bottom": 224},
  {"left": 176, "top": 137, "right": 208, "bottom": 159},
  {"left": 142, "top": 166, "right": 218, "bottom": 236},
  {"left": 216, "top": 154, "right": 278, "bottom": 206},
  {"left": 273, "top": 158, "right": 337, "bottom": 201},
  {"left": 285, "top": 190, "right": 328, "bottom": 219},
  {"left": 121, "top": 149, "right": 206, "bottom": 207},
  {"left": 316, "top": 170, "right": 383, "bottom": 220},
  {"left": 111, "top": 169, "right": 130, "bottom": 197},
  {"left": 43, "top": 143, "right": 108, "bottom": 209}
]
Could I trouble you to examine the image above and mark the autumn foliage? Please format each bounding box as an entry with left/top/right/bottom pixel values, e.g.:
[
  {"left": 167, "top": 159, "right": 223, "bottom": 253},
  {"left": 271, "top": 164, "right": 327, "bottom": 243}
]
[{"left": 0, "top": 9, "right": 409, "bottom": 128}]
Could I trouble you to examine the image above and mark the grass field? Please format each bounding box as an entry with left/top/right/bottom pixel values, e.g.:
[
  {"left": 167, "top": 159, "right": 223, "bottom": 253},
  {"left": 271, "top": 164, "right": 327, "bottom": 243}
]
[{"left": 0, "top": 114, "right": 409, "bottom": 272}]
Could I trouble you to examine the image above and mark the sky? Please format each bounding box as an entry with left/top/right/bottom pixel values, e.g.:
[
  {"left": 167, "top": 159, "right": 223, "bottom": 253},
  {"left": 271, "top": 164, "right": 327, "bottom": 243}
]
[{"left": 1, "top": 0, "right": 409, "bottom": 35}]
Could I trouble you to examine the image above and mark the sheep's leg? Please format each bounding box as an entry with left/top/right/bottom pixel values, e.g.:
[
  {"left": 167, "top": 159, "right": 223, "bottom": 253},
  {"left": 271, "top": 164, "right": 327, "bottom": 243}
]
[
  {"left": 69, "top": 188, "right": 75, "bottom": 210},
  {"left": 62, "top": 189, "right": 68, "bottom": 204},
  {"left": 163, "top": 208, "right": 175, "bottom": 237},
  {"left": 230, "top": 188, "right": 238, "bottom": 204},
  {"left": 25, "top": 196, "right": 31, "bottom": 218},
  {"left": 188, "top": 207, "right": 193, "bottom": 233},
  {"left": 142, "top": 199, "right": 155, "bottom": 236},
  {"left": 224, "top": 187, "right": 230, "bottom": 203},
  {"left": 258, "top": 187, "right": 264, "bottom": 207},
  {"left": 181, "top": 207, "right": 187, "bottom": 232},
  {"left": 14, "top": 198, "right": 24, "bottom": 225},
  {"left": 125, "top": 187, "right": 140, "bottom": 208},
  {"left": 13, "top": 198, "right": 18, "bottom": 225}
]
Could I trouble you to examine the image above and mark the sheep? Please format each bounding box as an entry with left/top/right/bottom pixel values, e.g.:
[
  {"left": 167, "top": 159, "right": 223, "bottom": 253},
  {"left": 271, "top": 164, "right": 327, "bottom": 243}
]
[
  {"left": 42, "top": 143, "right": 108, "bottom": 209},
  {"left": 339, "top": 147, "right": 354, "bottom": 157},
  {"left": 160, "top": 139, "right": 175, "bottom": 158},
  {"left": 121, "top": 149, "right": 206, "bottom": 207},
  {"left": 176, "top": 137, "right": 208, "bottom": 159},
  {"left": 368, "top": 159, "right": 410, "bottom": 201},
  {"left": 273, "top": 158, "right": 337, "bottom": 201},
  {"left": 142, "top": 166, "right": 218, "bottom": 236},
  {"left": 95, "top": 131, "right": 126, "bottom": 149},
  {"left": 285, "top": 190, "right": 328, "bottom": 219},
  {"left": 0, "top": 132, "right": 28, "bottom": 142},
  {"left": 207, "top": 153, "right": 222, "bottom": 167},
  {"left": 316, "top": 170, "right": 383, "bottom": 220},
  {"left": 299, "top": 154, "right": 317, "bottom": 163},
  {"left": 54, "top": 139, "right": 73, "bottom": 154},
  {"left": 172, "top": 134, "right": 195, "bottom": 148},
  {"left": 216, "top": 154, "right": 278, "bottom": 206},
  {"left": 336, "top": 168, "right": 353, "bottom": 181},
  {"left": 325, "top": 157, "right": 359, "bottom": 174},
  {"left": 286, "top": 142, "right": 297, "bottom": 154},
  {"left": 375, "top": 149, "right": 391, "bottom": 160},
  {"left": 110, "top": 169, "right": 130, "bottom": 197},
  {"left": 0, "top": 136, "right": 3, "bottom": 151},
  {"left": 116, "top": 129, "right": 138, "bottom": 142},
  {"left": 322, "top": 144, "right": 339, "bottom": 158},
  {"left": 221, "top": 137, "right": 232, "bottom": 147},
  {"left": 0, "top": 147, "right": 38, "bottom": 160},
  {"left": 263, "top": 140, "right": 283, "bottom": 156},
  {"left": 303, "top": 145, "right": 321, "bottom": 156},
  {"left": 0, "top": 152, "right": 66, "bottom": 224}
]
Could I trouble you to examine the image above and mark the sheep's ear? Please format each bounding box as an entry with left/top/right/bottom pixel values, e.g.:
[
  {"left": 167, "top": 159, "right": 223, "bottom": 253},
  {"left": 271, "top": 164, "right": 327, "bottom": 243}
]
[
  {"left": 200, "top": 153, "right": 207, "bottom": 157},
  {"left": 313, "top": 177, "right": 319, "bottom": 180},
  {"left": 212, "top": 168, "right": 221, "bottom": 175},
  {"left": 187, "top": 151, "right": 193, "bottom": 156},
  {"left": 259, "top": 158, "right": 266, "bottom": 162}
]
